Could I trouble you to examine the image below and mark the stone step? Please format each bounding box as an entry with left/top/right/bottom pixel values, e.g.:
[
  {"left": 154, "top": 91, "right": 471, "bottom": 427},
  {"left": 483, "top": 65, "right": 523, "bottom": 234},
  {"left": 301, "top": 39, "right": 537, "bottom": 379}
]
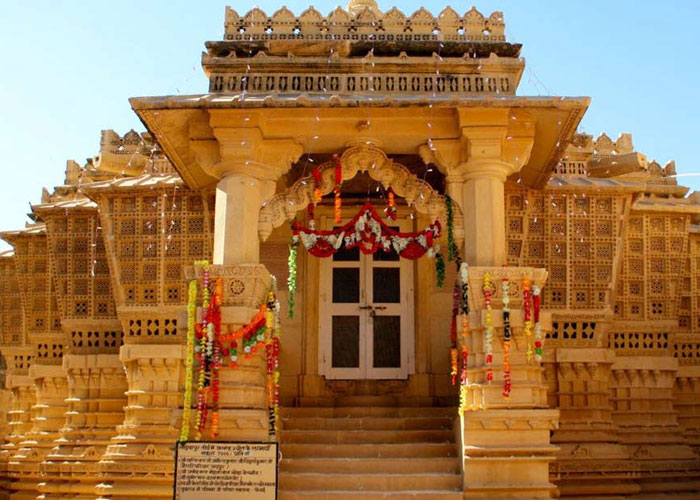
[
  {"left": 282, "top": 416, "right": 453, "bottom": 431},
  {"left": 279, "top": 472, "right": 462, "bottom": 491},
  {"left": 280, "top": 442, "right": 458, "bottom": 458},
  {"left": 280, "top": 429, "right": 455, "bottom": 444},
  {"left": 279, "top": 490, "right": 463, "bottom": 500},
  {"left": 280, "top": 457, "right": 460, "bottom": 474},
  {"left": 281, "top": 406, "right": 455, "bottom": 419}
]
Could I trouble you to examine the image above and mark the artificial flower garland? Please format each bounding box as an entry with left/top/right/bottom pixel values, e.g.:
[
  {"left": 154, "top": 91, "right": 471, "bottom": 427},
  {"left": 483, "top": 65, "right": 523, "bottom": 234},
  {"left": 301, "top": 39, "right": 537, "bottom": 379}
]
[
  {"left": 523, "top": 276, "right": 534, "bottom": 362},
  {"left": 292, "top": 202, "right": 441, "bottom": 260},
  {"left": 501, "top": 275, "right": 512, "bottom": 398},
  {"left": 179, "top": 261, "right": 282, "bottom": 441},
  {"left": 333, "top": 155, "right": 343, "bottom": 223},
  {"left": 457, "top": 260, "right": 470, "bottom": 415},
  {"left": 533, "top": 285, "right": 543, "bottom": 362},
  {"left": 386, "top": 188, "right": 397, "bottom": 221},
  {"left": 482, "top": 273, "right": 494, "bottom": 382},
  {"left": 450, "top": 282, "right": 459, "bottom": 386},
  {"left": 180, "top": 278, "right": 198, "bottom": 442},
  {"left": 287, "top": 243, "right": 297, "bottom": 318},
  {"left": 446, "top": 195, "right": 458, "bottom": 262}
]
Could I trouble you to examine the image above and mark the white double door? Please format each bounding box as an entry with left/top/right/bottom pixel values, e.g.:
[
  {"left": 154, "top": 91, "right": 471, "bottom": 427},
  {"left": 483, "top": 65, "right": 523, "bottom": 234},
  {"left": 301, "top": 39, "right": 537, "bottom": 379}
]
[{"left": 319, "top": 215, "right": 415, "bottom": 380}]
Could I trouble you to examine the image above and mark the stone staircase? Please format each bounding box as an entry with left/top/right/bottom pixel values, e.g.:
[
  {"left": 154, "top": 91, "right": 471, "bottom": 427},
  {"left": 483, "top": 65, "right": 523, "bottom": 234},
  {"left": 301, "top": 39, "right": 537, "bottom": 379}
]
[{"left": 278, "top": 398, "right": 462, "bottom": 499}]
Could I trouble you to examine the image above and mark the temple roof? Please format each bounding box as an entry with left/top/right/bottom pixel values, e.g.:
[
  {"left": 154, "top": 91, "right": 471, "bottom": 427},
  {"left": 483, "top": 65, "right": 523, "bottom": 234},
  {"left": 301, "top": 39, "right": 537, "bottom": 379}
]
[{"left": 80, "top": 173, "right": 183, "bottom": 194}]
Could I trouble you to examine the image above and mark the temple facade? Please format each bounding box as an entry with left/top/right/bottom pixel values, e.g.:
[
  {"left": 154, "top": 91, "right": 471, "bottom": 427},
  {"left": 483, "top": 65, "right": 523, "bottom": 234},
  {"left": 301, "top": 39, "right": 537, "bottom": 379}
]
[{"left": 0, "top": 2, "right": 699, "bottom": 499}]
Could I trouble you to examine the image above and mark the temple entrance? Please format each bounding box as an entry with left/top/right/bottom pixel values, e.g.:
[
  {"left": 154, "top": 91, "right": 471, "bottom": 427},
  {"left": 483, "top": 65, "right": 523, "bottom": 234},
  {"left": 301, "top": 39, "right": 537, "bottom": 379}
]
[{"left": 318, "top": 212, "right": 415, "bottom": 380}]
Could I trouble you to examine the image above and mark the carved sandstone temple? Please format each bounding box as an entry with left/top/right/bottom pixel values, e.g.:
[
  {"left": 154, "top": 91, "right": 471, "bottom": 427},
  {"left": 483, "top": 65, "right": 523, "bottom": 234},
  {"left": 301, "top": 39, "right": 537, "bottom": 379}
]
[{"left": 0, "top": 2, "right": 698, "bottom": 498}]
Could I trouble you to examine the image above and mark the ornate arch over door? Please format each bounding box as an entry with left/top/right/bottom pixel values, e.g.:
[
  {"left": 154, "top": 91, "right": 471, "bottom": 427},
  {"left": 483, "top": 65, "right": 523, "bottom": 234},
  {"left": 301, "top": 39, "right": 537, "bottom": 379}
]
[{"left": 257, "top": 144, "right": 464, "bottom": 248}]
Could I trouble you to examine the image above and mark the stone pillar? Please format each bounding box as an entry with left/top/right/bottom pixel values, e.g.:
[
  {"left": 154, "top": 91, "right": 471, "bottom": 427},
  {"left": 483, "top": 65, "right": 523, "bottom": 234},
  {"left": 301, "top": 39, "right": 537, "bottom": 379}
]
[
  {"left": 460, "top": 267, "right": 559, "bottom": 499},
  {"left": 9, "top": 363, "right": 67, "bottom": 500},
  {"left": 95, "top": 344, "right": 183, "bottom": 499},
  {"left": 213, "top": 175, "right": 264, "bottom": 265}
]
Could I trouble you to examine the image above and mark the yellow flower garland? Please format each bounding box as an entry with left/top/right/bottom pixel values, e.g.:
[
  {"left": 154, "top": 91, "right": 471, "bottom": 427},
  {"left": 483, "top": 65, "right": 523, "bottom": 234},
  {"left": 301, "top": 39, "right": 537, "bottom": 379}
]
[{"left": 179, "top": 279, "right": 198, "bottom": 442}]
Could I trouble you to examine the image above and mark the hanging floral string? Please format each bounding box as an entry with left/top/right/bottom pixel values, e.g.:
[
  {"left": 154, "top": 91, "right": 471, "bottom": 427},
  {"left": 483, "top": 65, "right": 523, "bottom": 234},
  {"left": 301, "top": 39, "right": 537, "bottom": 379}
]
[
  {"left": 333, "top": 155, "right": 343, "bottom": 223},
  {"left": 179, "top": 278, "right": 198, "bottom": 442},
  {"left": 386, "top": 188, "right": 397, "bottom": 221},
  {"left": 533, "top": 285, "right": 543, "bottom": 362},
  {"left": 307, "top": 203, "right": 316, "bottom": 230},
  {"left": 457, "top": 260, "right": 470, "bottom": 415},
  {"left": 523, "top": 276, "right": 534, "bottom": 362},
  {"left": 435, "top": 252, "right": 445, "bottom": 288},
  {"left": 446, "top": 195, "right": 458, "bottom": 262},
  {"left": 194, "top": 261, "right": 211, "bottom": 441},
  {"left": 265, "top": 289, "right": 281, "bottom": 438},
  {"left": 501, "top": 275, "right": 512, "bottom": 398},
  {"left": 483, "top": 273, "right": 494, "bottom": 382},
  {"left": 450, "top": 282, "right": 459, "bottom": 385},
  {"left": 210, "top": 278, "right": 223, "bottom": 438},
  {"left": 293, "top": 202, "right": 441, "bottom": 260},
  {"left": 287, "top": 241, "right": 298, "bottom": 318},
  {"left": 312, "top": 166, "right": 322, "bottom": 204}
]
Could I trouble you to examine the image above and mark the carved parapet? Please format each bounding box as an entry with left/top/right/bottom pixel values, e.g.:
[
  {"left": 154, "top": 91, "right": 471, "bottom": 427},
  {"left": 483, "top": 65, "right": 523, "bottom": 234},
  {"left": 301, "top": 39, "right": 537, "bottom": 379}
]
[
  {"left": 222, "top": 5, "right": 506, "bottom": 44},
  {"left": 117, "top": 307, "right": 182, "bottom": 345},
  {"left": 63, "top": 319, "right": 124, "bottom": 355},
  {"left": 183, "top": 264, "right": 272, "bottom": 308}
]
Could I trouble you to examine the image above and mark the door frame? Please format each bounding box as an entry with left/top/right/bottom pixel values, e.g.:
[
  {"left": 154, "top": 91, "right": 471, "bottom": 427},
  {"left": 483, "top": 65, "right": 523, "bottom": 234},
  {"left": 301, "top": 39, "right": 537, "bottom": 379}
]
[{"left": 317, "top": 209, "right": 416, "bottom": 380}]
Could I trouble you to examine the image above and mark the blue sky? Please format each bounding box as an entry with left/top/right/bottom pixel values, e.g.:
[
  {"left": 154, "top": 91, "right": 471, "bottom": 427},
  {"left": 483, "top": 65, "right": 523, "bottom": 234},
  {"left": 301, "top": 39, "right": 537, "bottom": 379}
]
[{"left": 0, "top": 1, "right": 699, "bottom": 247}]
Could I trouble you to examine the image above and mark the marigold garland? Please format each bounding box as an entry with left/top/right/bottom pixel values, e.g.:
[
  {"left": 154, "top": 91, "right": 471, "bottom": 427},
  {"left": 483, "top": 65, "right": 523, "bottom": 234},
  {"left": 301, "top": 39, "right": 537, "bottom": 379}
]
[
  {"left": 179, "top": 279, "right": 198, "bottom": 442},
  {"left": 333, "top": 155, "right": 343, "bottom": 223},
  {"left": 523, "top": 276, "right": 534, "bottom": 362},
  {"left": 184, "top": 262, "right": 283, "bottom": 440},
  {"left": 386, "top": 188, "right": 397, "bottom": 221},
  {"left": 482, "top": 273, "right": 494, "bottom": 382},
  {"left": 312, "top": 166, "right": 322, "bottom": 204},
  {"left": 533, "top": 285, "right": 543, "bottom": 362},
  {"left": 501, "top": 276, "right": 512, "bottom": 398}
]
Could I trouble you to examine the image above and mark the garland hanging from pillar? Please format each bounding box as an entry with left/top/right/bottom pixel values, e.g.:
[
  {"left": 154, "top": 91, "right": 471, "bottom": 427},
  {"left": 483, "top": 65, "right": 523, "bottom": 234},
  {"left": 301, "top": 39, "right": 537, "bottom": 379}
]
[
  {"left": 180, "top": 261, "right": 282, "bottom": 442},
  {"left": 501, "top": 275, "right": 512, "bottom": 398},
  {"left": 533, "top": 285, "right": 543, "bottom": 362},
  {"left": 456, "top": 259, "right": 470, "bottom": 415},
  {"left": 482, "top": 273, "right": 494, "bottom": 383},
  {"left": 522, "top": 276, "right": 534, "bottom": 362}
]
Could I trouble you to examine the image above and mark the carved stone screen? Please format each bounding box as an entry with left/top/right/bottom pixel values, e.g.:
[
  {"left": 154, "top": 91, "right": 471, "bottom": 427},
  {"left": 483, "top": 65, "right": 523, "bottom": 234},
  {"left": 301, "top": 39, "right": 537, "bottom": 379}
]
[{"left": 174, "top": 442, "right": 278, "bottom": 500}]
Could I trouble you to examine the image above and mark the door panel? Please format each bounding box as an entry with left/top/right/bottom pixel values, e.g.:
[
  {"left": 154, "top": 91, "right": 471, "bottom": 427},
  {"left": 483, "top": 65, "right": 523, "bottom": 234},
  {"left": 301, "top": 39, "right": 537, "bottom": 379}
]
[{"left": 319, "top": 212, "right": 415, "bottom": 380}]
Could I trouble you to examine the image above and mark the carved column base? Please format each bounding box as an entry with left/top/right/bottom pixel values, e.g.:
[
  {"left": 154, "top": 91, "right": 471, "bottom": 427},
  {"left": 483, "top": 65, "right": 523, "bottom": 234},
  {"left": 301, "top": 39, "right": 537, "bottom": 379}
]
[
  {"left": 39, "top": 354, "right": 127, "bottom": 499},
  {"left": 7, "top": 365, "right": 67, "bottom": 500},
  {"left": 0, "top": 375, "right": 34, "bottom": 498},
  {"left": 460, "top": 409, "right": 559, "bottom": 499},
  {"left": 610, "top": 356, "right": 700, "bottom": 496},
  {"left": 95, "top": 344, "right": 183, "bottom": 499}
]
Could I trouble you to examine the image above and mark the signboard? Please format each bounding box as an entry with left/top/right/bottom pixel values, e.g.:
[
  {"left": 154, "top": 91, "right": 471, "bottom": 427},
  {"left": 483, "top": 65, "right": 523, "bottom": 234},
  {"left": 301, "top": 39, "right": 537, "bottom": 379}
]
[{"left": 174, "top": 441, "right": 278, "bottom": 500}]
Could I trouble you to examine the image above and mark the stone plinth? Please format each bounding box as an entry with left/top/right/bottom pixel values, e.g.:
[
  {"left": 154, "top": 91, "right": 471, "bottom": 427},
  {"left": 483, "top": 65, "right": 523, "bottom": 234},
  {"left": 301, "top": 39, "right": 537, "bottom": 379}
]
[
  {"left": 610, "top": 355, "right": 700, "bottom": 496},
  {"left": 39, "top": 354, "right": 127, "bottom": 499},
  {"left": 460, "top": 266, "right": 559, "bottom": 499},
  {"left": 8, "top": 364, "right": 67, "bottom": 500},
  {"left": 0, "top": 375, "right": 34, "bottom": 499},
  {"left": 675, "top": 366, "right": 700, "bottom": 455},
  {"left": 95, "top": 344, "right": 183, "bottom": 499},
  {"left": 550, "top": 348, "right": 639, "bottom": 498}
]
